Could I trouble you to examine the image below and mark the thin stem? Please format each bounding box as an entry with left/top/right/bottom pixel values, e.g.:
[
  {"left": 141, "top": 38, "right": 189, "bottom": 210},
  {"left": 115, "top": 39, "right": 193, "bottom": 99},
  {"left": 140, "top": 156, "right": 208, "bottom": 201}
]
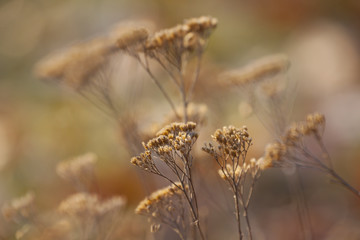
[
  {"left": 243, "top": 205, "right": 252, "bottom": 240},
  {"left": 240, "top": 173, "right": 253, "bottom": 240},
  {"left": 234, "top": 188, "right": 243, "bottom": 240},
  {"left": 179, "top": 74, "right": 188, "bottom": 123},
  {"left": 186, "top": 156, "right": 206, "bottom": 240},
  {"left": 187, "top": 51, "right": 203, "bottom": 102},
  {"left": 314, "top": 133, "right": 333, "bottom": 169},
  {"left": 329, "top": 169, "right": 360, "bottom": 199},
  {"left": 154, "top": 56, "right": 181, "bottom": 89},
  {"left": 136, "top": 54, "right": 179, "bottom": 118}
]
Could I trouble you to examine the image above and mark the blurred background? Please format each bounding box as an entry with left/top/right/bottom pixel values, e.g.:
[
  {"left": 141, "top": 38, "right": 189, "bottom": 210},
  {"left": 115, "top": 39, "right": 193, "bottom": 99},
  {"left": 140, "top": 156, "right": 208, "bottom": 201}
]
[{"left": 1, "top": 0, "right": 360, "bottom": 239}]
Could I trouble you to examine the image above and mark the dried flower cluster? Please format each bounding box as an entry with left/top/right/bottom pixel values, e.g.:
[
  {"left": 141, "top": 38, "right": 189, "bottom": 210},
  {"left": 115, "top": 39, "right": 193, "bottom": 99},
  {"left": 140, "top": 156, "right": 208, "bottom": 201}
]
[
  {"left": 141, "top": 103, "right": 208, "bottom": 143},
  {"left": 56, "top": 152, "right": 97, "bottom": 191},
  {"left": 222, "top": 54, "right": 289, "bottom": 87},
  {"left": 282, "top": 112, "right": 325, "bottom": 146},
  {"left": 2, "top": 192, "right": 35, "bottom": 223},
  {"left": 58, "top": 192, "right": 125, "bottom": 219},
  {"left": 35, "top": 37, "right": 118, "bottom": 89},
  {"left": 131, "top": 122, "right": 198, "bottom": 174},
  {"left": 131, "top": 122, "right": 205, "bottom": 240},
  {"left": 117, "top": 16, "right": 217, "bottom": 122},
  {"left": 135, "top": 183, "right": 188, "bottom": 239},
  {"left": 56, "top": 192, "right": 125, "bottom": 240},
  {"left": 222, "top": 54, "right": 294, "bottom": 136},
  {"left": 262, "top": 112, "right": 360, "bottom": 199},
  {"left": 203, "top": 126, "right": 261, "bottom": 240},
  {"left": 116, "top": 27, "right": 149, "bottom": 50},
  {"left": 261, "top": 113, "right": 326, "bottom": 169},
  {"left": 143, "top": 16, "right": 217, "bottom": 66}
]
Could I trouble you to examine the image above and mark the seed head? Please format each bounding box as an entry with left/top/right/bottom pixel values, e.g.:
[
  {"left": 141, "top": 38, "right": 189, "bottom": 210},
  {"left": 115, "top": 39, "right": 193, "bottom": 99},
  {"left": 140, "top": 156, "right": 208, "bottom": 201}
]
[
  {"left": 58, "top": 192, "right": 99, "bottom": 217},
  {"left": 222, "top": 54, "right": 290, "bottom": 87},
  {"left": 35, "top": 37, "right": 115, "bottom": 89},
  {"left": 2, "top": 192, "right": 35, "bottom": 222},
  {"left": 135, "top": 183, "right": 187, "bottom": 236},
  {"left": 115, "top": 27, "right": 149, "bottom": 49},
  {"left": 56, "top": 152, "right": 97, "bottom": 188},
  {"left": 262, "top": 142, "right": 287, "bottom": 168}
]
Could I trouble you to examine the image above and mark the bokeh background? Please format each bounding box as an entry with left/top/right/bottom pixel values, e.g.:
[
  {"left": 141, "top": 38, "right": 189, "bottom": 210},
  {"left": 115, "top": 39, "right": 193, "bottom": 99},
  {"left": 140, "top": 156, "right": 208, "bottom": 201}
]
[{"left": 1, "top": 0, "right": 360, "bottom": 239}]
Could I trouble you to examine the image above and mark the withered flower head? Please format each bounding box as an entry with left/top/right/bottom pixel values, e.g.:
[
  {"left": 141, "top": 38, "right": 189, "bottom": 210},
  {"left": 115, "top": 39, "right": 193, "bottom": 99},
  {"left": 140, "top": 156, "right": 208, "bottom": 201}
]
[
  {"left": 203, "top": 125, "right": 252, "bottom": 159},
  {"left": 222, "top": 54, "right": 290, "bottom": 87},
  {"left": 56, "top": 152, "right": 97, "bottom": 188},
  {"left": 2, "top": 192, "right": 35, "bottom": 222},
  {"left": 131, "top": 122, "right": 198, "bottom": 173},
  {"left": 135, "top": 183, "right": 187, "bottom": 235},
  {"left": 282, "top": 112, "right": 326, "bottom": 145},
  {"left": 184, "top": 16, "right": 218, "bottom": 33},
  {"left": 58, "top": 192, "right": 99, "bottom": 218},
  {"left": 58, "top": 193, "right": 126, "bottom": 220},
  {"left": 262, "top": 142, "right": 287, "bottom": 169},
  {"left": 145, "top": 16, "right": 217, "bottom": 55},
  {"left": 96, "top": 196, "right": 126, "bottom": 217},
  {"left": 115, "top": 27, "right": 149, "bottom": 50},
  {"left": 35, "top": 37, "right": 116, "bottom": 89}
]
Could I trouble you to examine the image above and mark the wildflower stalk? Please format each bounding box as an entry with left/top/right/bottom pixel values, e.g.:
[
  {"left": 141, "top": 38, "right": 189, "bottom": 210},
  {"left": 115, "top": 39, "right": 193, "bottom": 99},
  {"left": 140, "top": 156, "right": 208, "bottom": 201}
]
[
  {"left": 263, "top": 113, "right": 360, "bottom": 201},
  {"left": 203, "top": 126, "right": 261, "bottom": 240},
  {"left": 234, "top": 188, "right": 243, "bottom": 240},
  {"left": 131, "top": 122, "right": 206, "bottom": 239}
]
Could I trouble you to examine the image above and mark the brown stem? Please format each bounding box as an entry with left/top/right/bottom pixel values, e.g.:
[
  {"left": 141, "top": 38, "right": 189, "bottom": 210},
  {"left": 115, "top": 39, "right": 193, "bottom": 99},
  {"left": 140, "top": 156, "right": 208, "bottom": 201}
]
[
  {"left": 186, "top": 157, "right": 206, "bottom": 240},
  {"left": 136, "top": 54, "right": 179, "bottom": 118},
  {"left": 234, "top": 189, "right": 243, "bottom": 240},
  {"left": 180, "top": 76, "right": 188, "bottom": 123},
  {"left": 187, "top": 51, "right": 202, "bottom": 102},
  {"left": 239, "top": 176, "right": 253, "bottom": 240},
  {"left": 329, "top": 169, "right": 360, "bottom": 199},
  {"left": 243, "top": 206, "right": 252, "bottom": 240}
]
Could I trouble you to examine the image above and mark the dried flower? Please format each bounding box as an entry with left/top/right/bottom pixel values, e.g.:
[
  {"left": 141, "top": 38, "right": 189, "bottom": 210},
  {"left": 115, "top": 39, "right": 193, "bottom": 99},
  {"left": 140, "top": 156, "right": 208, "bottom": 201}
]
[
  {"left": 58, "top": 192, "right": 99, "bottom": 218},
  {"left": 262, "top": 112, "right": 360, "bottom": 199},
  {"left": 203, "top": 126, "right": 261, "bottom": 240},
  {"left": 131, "top": 121, "right": 205, "bottom": 239},
  {"left": 2, "top": 192, "right": 35, "bottom": 223},
  {"left": 131, "top": 122, "right": 198, "bottom": 174},
  {"left": 115, "top": 27, "right": 149, "bottom": 50},
  {"left": 222, "top": 54, "right": 294, "bottom": 137},
  {"left": 35, "top": 37, "right": 118, "bottom": 89},
  {"left": 56, "top": 152, "right": 97, "bottom": 191},
  {"left": 135, "top": 183, "right": 188, "bottom": 239},
  {"left": 96, "top": 196, "right": 126, "bottom": 217},
  {"left": 57, "top": 192, "right": 126, "bottom": 240},
  {"left": 58, "top": 192, "right": 125, "bottom": 218},
  {"left": 222, "top": 54, "right": 290, "bottom": 87}
]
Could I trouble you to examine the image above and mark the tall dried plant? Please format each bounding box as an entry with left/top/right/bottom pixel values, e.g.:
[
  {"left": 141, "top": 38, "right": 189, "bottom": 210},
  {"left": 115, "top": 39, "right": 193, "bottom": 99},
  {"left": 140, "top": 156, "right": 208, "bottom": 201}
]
[
  {"left": 131, "top": 122, "right": 206, "bottom": 239},
  {"left": 203, "top": 126, "right": 262, "bottom": 240},
  {"left": 262, "top": 112, "right": 360, "bottom": 199}
]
